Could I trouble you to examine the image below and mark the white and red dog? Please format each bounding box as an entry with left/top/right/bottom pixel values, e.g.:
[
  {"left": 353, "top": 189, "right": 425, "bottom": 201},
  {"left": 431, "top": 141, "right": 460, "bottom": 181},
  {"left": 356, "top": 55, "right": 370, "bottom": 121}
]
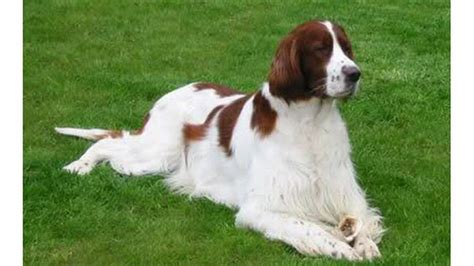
[{"left": 56, "top": 20, "right": 383, "bottom": 260}]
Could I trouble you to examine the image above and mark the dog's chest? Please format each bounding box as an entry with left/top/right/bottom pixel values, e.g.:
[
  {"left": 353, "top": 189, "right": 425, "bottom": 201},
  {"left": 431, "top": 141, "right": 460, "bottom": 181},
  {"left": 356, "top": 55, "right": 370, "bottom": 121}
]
[
  {"left": 255, "top": 113, "right": 353, "bottom": 221},
  {"left": 275, "top": 111, "right": 351, "bottom": 168}
]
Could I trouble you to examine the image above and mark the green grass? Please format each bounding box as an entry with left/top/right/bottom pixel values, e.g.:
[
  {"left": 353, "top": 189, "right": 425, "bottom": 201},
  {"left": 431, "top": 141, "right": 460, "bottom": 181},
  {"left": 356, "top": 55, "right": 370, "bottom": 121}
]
[{"left": 24, "top": 0, "right": 450, "bottom": 264}]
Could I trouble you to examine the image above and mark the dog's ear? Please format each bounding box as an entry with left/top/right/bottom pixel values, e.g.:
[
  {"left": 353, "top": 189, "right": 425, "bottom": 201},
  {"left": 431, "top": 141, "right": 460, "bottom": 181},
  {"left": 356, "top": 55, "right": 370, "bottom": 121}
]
[{"left": 268, "top": 35, "right": 306, "bottom": 103}]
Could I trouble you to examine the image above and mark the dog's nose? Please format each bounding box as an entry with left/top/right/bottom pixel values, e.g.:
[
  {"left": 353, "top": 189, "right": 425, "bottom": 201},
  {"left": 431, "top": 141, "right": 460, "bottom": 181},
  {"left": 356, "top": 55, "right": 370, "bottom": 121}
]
[{"left": 342, "top": 66, "right": 361, "bottom": 83}]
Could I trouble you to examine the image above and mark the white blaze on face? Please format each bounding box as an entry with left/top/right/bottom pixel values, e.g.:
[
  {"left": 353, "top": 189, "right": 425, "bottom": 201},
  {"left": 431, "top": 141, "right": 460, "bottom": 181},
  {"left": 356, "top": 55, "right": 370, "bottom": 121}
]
[{"left": 320, "top": 21, "right": 360, "bottom": 97}]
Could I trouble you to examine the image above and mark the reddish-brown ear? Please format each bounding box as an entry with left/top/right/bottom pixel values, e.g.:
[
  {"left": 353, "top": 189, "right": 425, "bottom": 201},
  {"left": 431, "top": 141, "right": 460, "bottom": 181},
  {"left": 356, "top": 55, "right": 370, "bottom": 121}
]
[{"left": 268, "top": 35, "right": 306, "bottom": 103}]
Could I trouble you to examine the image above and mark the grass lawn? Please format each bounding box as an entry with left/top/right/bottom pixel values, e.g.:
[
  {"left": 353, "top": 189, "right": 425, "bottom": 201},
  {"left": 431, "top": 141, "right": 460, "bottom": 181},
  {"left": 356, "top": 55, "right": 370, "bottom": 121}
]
[{"left": 24, "top": 0, "right": 450, "bottom": 264}]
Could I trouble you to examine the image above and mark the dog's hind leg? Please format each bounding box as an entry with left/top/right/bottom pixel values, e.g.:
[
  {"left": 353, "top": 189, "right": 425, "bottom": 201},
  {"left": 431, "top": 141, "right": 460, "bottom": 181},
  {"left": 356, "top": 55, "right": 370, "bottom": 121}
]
[
  {"left": 107, "top": 137, "right": 183, "bottom": 177},
  {"left": 59, "top": 123, "right": 185, "bottom": 176},
  {"left": 55, "top": 127, "right": 137, "bottom": 175},
  {"left": 62, "top": 136, "right": 130, "bottom": 175},
  {"left": 61, "top": 133, "right": 182, "bottom": 177}
]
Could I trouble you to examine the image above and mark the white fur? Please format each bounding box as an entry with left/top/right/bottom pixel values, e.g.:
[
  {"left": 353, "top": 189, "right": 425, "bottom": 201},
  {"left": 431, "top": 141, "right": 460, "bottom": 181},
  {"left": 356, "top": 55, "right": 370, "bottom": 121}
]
[
  {"left": 56, "top": 22, "right": 383, "bottom": 261},
  {"left": 321, "top": 21, "right": 361, "bottom": 97}
]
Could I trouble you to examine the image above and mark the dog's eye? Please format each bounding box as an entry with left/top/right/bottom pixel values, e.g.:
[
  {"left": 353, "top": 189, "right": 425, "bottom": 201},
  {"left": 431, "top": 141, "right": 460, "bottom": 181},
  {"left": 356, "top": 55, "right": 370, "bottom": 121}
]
[{"left": 313, "top": 45, "right": 330, "bottom": 54}]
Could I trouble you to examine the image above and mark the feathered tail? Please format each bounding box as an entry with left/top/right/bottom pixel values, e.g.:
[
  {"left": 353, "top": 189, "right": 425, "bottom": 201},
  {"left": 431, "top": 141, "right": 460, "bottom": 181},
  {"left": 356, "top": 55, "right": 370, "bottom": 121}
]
[{"left": 54, "top": 127, "right": 123, "bottom": 141}]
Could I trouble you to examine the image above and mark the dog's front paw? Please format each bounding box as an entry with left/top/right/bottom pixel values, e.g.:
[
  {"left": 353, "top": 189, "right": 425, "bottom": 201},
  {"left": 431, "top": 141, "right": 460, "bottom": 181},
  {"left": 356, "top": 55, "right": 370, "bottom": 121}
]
[
  {"left": 292, "top": 237, "right": 361, "bottom": 261},
  {"left": 354, "top": 237, "right": 381, "bottom": 260},
  {"left": 63, "top": 160, "right": 94, "bottom": 175},
  {"left": 330, "top": 241, "right": 363, "bottom": 261}
]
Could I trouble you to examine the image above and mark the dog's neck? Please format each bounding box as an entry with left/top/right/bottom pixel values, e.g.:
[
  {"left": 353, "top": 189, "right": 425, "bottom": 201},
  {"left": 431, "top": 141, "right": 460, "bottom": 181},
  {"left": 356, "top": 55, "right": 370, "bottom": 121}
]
[{"left": 261, "top": 82, "right": 337, "bottom": 125}]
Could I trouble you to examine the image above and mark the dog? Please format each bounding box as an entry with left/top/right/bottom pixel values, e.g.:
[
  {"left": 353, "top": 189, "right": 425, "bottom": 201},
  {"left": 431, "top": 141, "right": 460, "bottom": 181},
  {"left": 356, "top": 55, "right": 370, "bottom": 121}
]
[{"left": 56, "top": 20, "right": 384, "bottom": 260}]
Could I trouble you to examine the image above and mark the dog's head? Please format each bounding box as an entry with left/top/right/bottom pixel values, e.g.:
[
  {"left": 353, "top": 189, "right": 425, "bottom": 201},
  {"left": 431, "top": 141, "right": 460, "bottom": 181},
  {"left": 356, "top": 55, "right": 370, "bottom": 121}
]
[{"left": 268, "top": 20, "right": 360, "bottom": 103}]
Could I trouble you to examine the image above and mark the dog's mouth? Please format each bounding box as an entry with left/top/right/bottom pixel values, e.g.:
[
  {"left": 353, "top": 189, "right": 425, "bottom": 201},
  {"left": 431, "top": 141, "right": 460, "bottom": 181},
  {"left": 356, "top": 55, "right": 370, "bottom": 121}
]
[
  {"left": 335, "top": 83, "right": 359, "bottom": 99},
  {"left": 335, "top": 90, "right": 352, "bottom": 98},
  {"left": 326, "top": 88, "right": 355, "bottom": 99},
  {"left": 309, "top": 81, "right": 358, "bottom": 99}
]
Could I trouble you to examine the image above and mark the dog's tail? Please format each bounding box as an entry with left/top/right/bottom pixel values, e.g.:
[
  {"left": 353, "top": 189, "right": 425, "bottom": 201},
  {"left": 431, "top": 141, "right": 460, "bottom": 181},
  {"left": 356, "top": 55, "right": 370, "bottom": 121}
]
[{"left": 54, "top": 127, "right": 124, "bottom": 141}]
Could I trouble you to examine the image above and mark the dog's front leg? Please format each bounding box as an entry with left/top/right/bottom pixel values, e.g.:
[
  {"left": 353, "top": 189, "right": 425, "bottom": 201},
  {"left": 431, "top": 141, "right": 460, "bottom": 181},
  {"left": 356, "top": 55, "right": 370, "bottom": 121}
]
[
  {"left": 353, "top": 213, "right": 384, "bottom": 260},
  {"left": 336, "top": 212, "right": 383, "bottom": 260},
  {"left": 235, "top": 206, "right": 361, "bottom": 260}
]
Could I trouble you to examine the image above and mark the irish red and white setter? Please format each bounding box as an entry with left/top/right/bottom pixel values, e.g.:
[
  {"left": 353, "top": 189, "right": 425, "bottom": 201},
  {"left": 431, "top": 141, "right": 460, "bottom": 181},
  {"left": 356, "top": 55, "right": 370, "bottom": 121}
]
[{"left": 56, "top": 20, "right": 384, "bottom": 260}]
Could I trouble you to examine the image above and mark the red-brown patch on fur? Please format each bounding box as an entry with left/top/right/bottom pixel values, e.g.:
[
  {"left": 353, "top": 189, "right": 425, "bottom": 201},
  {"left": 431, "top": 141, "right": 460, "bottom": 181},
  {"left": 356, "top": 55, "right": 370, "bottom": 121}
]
[
  {"left": 251, "top": 92, "right": 277, "bottom": 137},
  {"left": 217, "top": 95, "right": 251, "bottom": 156},
  {"left": 194, "top": 82, "right": 244, "bottom": 98},
  {"left": 96, "top": 130, "right": 123, "bottom": 139},
  {"left": 93, "top": 113, "right": 150, "bottom": 140},
  {"left": 108, "top": 131, "right": 123, "bottom": 138},
  {"left": 183, "top": 105, "right": 223, "bottom": 143},
  {"left": 268, "top": 20, "right": 333, "bottom": 103}
]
